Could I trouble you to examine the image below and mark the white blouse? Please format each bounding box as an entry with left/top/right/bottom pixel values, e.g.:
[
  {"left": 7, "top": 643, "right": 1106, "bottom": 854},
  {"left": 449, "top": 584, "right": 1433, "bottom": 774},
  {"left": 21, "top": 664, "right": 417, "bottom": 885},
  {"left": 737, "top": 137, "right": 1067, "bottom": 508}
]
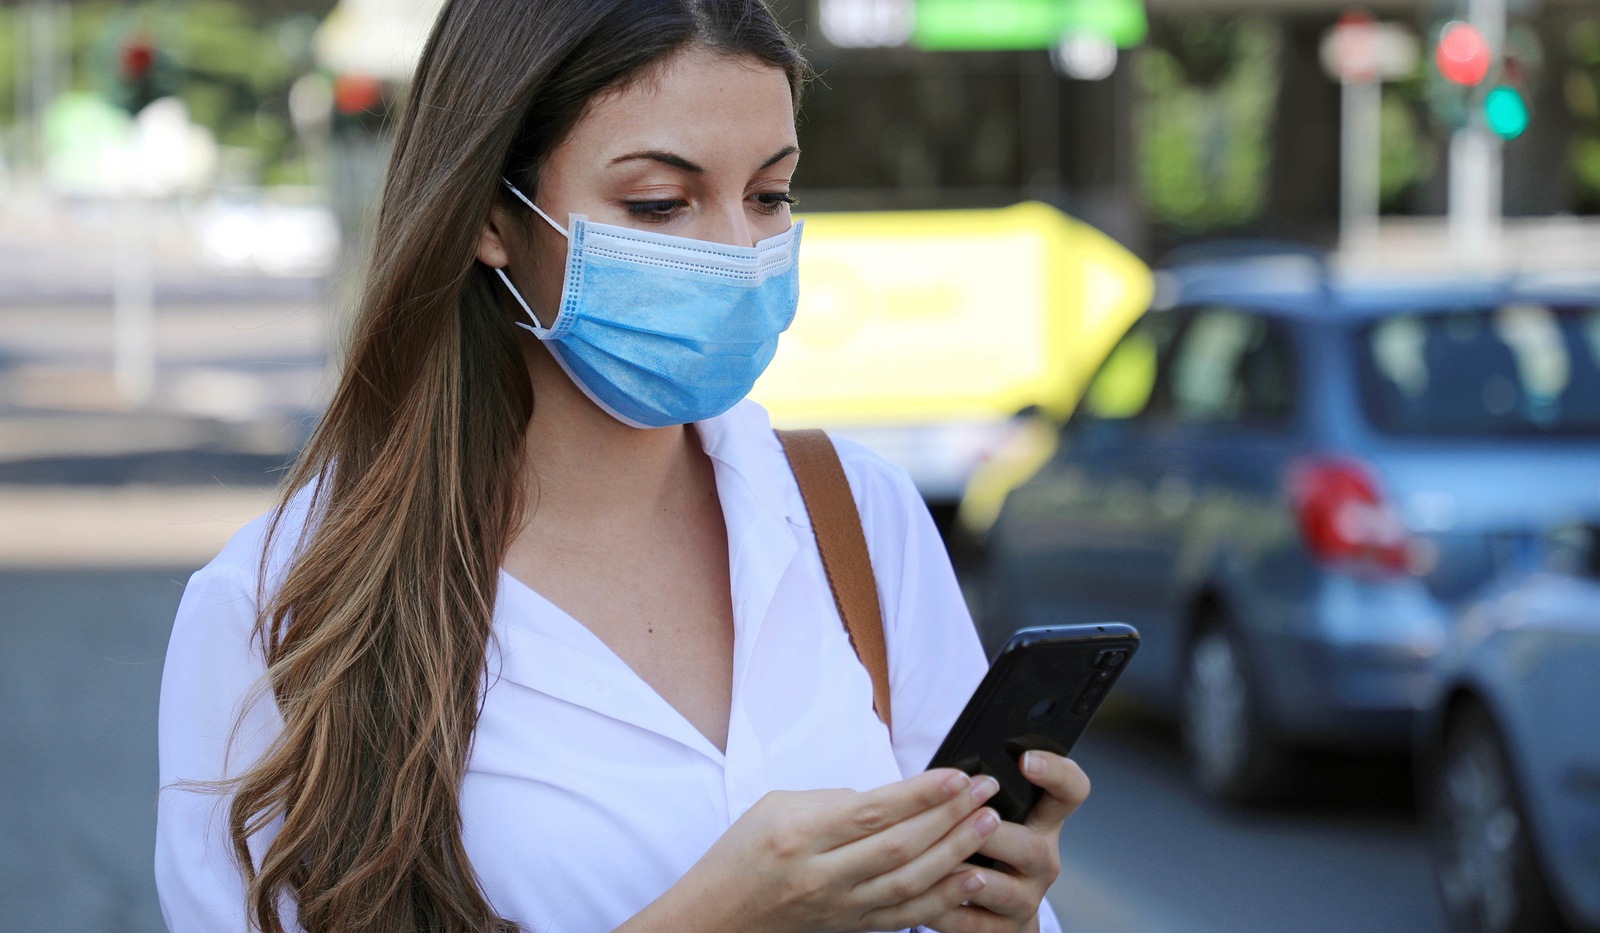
[{"left": 155, "top": 399, "right": 1064, "bottom": 933}]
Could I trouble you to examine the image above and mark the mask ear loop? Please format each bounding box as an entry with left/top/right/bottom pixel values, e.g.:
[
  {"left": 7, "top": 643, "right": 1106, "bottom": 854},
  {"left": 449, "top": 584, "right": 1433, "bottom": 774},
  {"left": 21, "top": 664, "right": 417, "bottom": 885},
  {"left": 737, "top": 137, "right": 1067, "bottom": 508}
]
[
  {"left": 501, "top": 177, "right": 568, "bottom": 237},
  {"left": 493, "top": 267, "right": 550, "bottom": 336},
  {"left": 492, "top": 177, "right": 569, "bottom": 336}
]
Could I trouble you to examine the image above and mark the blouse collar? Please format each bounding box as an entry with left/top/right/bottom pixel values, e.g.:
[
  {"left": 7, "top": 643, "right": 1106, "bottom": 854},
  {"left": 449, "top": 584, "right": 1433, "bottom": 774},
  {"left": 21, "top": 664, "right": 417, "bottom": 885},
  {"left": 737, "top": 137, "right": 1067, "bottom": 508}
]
[{"left": 488, "top": 400, "right": 810, "bottom": 764}]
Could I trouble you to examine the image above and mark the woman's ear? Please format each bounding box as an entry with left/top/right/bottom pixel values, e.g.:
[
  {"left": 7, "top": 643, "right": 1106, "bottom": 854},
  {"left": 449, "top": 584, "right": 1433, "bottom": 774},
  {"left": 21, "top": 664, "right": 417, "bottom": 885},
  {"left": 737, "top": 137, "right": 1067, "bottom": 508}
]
[{"left": 476, "top": 203, "right": 517, "bottom": 269}]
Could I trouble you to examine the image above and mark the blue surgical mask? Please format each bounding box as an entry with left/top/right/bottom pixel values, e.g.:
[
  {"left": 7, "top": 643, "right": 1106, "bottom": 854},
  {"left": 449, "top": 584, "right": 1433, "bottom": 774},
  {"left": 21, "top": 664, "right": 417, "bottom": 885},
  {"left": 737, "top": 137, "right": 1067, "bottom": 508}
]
[{"left": 492, "top": 178, "right": 802, "bottom": 429}]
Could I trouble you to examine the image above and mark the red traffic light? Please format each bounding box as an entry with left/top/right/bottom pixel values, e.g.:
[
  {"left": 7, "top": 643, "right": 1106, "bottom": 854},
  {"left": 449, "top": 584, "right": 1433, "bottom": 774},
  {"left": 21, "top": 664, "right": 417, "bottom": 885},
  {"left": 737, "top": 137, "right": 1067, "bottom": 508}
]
[
  {"left": 1435, "top": 21, "right": 1489, "bottom": 86},
  {"left": 119, "top": 38, "right": 155, "bottom": 81},
  {"left": 332, "top": 73, "right": 383, "bottom": 115}
]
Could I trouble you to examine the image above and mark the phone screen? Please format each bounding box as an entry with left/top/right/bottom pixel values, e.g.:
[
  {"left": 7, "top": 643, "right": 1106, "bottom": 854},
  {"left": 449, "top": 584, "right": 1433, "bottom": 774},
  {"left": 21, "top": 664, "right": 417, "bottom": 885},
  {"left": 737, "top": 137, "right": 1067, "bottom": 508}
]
[{"left": 926, "top": 623, "right": 1139, "bottom": 824}]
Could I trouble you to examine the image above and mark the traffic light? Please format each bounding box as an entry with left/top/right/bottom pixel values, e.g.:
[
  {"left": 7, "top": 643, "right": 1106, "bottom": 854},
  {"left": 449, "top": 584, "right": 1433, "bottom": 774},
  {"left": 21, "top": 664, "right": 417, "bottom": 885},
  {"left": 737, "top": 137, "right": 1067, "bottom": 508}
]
[
  {"left": 1425, "top": 22, "right": 1476, "bottom": 130},
  {"left": 1427, "top": 19, "right": 1536, "bottom": 141},
  {"left": 114, "top": 33, "right": 164, "bottom": 115},
  {"left": 1482, "top": 25, "right": 1541, "bottom": 141},
  {"left": 1484, "top": 85, "right": 1528, "bottom": 139},
  {"left": 1434, "top": 22, "right": 1489, "bottom": 86}
]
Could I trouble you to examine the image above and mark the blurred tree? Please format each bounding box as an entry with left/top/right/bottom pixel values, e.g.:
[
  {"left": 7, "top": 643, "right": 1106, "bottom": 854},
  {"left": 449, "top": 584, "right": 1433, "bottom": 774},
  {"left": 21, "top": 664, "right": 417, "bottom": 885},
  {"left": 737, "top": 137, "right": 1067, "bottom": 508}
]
[
  {"left": 1378, "top": 87, "right": 1431, "bottom": 209},
  {"left": 1261, "top": 14, "right": 1336, "bottom": 242},
  {"left": 48, "top": 0, "right": 324, "bottom": 185},
  {"left": 1565, "top": 16, "right": 1600, "bottom": 212},
  {"left": 0, "top": 10, "right": 19, "bottom": 129},
  {"left": 1135, "top": 15, "right": 1279, "bottom": 235},
  {"left": 790, "top": 50, "right": 1025, "bottom": 205}
]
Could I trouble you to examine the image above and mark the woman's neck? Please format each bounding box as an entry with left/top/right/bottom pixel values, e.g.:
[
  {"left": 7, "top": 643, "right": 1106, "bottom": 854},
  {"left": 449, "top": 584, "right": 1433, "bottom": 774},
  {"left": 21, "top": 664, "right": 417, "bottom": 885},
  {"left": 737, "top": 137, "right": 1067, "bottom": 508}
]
[{"left": 516, "top": 347, "right": 707, "bottom": 536}]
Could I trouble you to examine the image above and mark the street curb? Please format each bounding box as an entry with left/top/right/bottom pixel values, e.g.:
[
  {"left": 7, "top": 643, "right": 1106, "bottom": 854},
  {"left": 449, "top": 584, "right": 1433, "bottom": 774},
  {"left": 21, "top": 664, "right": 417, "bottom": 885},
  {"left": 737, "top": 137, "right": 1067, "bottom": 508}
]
[{"left": 0, "top": 485, "right": 278, "bottom": 568}]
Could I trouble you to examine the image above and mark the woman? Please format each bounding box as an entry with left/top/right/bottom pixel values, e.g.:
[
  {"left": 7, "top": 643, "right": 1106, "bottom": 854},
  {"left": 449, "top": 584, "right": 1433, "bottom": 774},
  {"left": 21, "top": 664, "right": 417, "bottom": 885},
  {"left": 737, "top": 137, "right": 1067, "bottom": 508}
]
[{"left": 155, "top": 1, "right": 1089, "bottom": 930}]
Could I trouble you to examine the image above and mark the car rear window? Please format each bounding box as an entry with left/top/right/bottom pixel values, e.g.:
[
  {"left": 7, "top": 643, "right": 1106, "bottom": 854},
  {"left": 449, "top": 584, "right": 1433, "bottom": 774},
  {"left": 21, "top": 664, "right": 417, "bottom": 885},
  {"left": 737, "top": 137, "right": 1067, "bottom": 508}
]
[{"left": 1356, "top": 305, "right": 1600, "bottom": 436}]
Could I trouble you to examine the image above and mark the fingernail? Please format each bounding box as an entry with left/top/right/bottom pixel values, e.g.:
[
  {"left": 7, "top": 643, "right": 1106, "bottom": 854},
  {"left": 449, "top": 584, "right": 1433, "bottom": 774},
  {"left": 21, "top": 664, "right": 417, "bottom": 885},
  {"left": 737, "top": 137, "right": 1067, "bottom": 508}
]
[
  {"left": 962, "top": 871, "right": 988, "bottom": 894},
  {"left": 1024, "top": 752, "right": 1044, "bottom": 776},
  {"left": 975, "top": 809, "right": 1001, "bottom": 837},
  {"left": 942, "top": 771, "right": 971, "bottom": 796},
  {"left": 971, "top": 775, "right": 1000, "bottom": 803}
]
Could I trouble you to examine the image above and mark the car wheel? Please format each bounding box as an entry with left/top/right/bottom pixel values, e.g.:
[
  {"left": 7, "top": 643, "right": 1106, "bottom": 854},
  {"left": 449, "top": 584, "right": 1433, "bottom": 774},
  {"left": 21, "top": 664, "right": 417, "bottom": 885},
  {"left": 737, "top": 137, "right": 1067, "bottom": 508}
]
[
  {"left": 1430, "top": 704, "right": 1569, "bottom": 933},
  {"left": 1180, "top": 620, "right": 1285, "bottom": 804}
]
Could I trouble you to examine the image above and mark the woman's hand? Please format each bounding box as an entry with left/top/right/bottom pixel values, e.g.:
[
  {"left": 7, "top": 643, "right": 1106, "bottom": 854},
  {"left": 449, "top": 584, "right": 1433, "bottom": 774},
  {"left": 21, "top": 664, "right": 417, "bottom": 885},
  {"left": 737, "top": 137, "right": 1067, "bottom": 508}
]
[
  {"left": 926, "top": 752, "right": 1091, "bottom": 933},
  {"left": 619, "top": 767, "right": 1005, "bottom": 933}
]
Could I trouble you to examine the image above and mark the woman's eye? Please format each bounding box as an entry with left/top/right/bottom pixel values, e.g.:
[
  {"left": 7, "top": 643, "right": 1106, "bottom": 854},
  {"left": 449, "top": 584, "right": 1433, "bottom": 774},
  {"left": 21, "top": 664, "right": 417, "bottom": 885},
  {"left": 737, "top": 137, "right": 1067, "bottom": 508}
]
[
  {"left": 625, "top": 199, "right": 688, "bottom": 222},
  {"left": 753, "top": 192, "right": 797, "bottom": 214}
]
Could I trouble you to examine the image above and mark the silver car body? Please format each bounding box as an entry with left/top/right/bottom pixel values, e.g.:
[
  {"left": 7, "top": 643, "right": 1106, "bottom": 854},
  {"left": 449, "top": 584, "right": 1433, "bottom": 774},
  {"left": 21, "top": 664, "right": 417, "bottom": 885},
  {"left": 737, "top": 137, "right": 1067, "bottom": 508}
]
[{"left": 1424, "top": 564, "right": 1600, "bottom": 928}]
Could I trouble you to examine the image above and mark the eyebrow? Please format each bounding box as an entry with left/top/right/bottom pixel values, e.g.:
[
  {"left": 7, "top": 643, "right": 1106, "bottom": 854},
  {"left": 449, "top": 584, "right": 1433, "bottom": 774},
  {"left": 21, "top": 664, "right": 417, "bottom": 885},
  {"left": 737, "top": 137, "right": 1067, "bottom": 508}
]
[{"left": 609, "top": 145, "right": 800, "bottom": 174}]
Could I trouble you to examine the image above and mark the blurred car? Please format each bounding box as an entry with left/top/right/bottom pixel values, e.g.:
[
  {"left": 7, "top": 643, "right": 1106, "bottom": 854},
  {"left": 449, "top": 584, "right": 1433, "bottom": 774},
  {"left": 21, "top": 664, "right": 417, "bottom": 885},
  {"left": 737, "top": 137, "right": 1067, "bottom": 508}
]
[
  {"left": 1420, "top": 524, "right": 1600, "bottom": 933},
  {"left": 979, "top": 254, "right": 1600, "bottom": 803}
]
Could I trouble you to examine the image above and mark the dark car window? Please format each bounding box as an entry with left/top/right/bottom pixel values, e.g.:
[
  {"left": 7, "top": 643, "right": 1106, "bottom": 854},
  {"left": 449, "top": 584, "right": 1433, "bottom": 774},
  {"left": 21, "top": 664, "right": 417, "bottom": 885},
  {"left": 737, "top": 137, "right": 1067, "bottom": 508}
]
[
  {"left": 1158, "top": 306, "right": 1295, "bottom": 429},
  {"left": 1077, "top": 311, "right": 1182, "bottom": 422},
  {"left": 1357, "top": 305, "right": 1600, "bottom": 436}
]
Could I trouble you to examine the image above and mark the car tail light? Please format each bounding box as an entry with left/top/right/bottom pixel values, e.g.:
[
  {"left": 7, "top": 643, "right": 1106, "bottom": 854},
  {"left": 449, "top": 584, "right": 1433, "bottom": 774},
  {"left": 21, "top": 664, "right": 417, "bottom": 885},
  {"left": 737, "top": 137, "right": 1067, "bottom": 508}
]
[{"left": 1288, "top": 457, "right": 1411, "bottom": 574}]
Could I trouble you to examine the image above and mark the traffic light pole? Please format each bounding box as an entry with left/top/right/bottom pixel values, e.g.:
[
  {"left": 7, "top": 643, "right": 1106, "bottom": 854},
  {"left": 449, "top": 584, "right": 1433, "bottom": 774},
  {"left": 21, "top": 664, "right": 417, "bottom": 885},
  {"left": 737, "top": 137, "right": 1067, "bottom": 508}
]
[
  {"left": 1449, "top": 123, "right": 1500, "bottom": 266},
  {"left": 1448, "top": 0, "right": 1505, "bottom": 268},
  {"left": 1340, "top": 74, "right": 1381, "bottom": 250}
]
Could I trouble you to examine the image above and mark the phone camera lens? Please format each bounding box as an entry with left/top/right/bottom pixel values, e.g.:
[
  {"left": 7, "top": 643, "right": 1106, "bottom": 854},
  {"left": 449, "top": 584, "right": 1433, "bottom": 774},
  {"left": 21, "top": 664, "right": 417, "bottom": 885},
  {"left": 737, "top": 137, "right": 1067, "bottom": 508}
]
[
  {"left": 1026, "top": 698, "right": 1057, "bottom": 722},
  {"left": 1095, "top": 649, "right": 1128, "bottom": 670},
  {"left": 1069, "top": 679, "right": 1109, "bottom": 716}
]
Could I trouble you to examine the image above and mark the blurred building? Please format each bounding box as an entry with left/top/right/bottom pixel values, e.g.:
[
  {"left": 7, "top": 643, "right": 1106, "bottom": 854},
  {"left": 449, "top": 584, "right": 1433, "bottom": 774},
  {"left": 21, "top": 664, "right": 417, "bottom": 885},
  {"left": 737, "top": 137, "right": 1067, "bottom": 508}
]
[{"left": 782, "top": 0, "right": 1600, "bottom": 259}]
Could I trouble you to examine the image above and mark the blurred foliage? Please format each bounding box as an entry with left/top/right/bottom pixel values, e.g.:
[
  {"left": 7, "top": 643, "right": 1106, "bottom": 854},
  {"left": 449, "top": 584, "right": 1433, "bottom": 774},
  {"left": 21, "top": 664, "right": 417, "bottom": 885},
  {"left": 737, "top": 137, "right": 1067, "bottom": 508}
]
[
  {"left": 1379, "top": 88, "right": 1431, "bottom": 210},
  {"left": 1567, "top": 17, "right": 1600, "bottom": 211},
  {"left": 103, "top": 1, "right": 319, "bottom": 183},
  {"left": 5, "top": 0, "right": 322, "bottom": 184},
  {"left": 1134, "top": 16, "right": 1279, "bottom": 234},
  {"left": 0, "top": 8, "right": 31, "bottom": 125},
  {"left": 0, "top": 38, "right": 11, "bottom": 128}
]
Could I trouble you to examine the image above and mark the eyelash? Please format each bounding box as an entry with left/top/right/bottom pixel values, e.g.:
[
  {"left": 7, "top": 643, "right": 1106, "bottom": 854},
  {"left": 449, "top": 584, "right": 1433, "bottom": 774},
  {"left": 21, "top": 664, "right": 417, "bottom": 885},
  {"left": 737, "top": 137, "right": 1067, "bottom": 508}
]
[
  {"left": 755, "top": 192, "right": 798, "bottom": 213},
  {"left": 624, "top": 199, "right": 686, "bottom": 221},
  {"left": 623, "top": 193, "right": 797, "bottom": 223}
]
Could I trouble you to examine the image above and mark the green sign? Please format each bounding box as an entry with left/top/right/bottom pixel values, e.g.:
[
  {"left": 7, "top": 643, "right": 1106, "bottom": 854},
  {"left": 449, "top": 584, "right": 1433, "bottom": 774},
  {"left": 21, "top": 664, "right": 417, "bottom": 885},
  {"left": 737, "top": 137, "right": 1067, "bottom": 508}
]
[
  {"left": 1060, "top": 0, "right": 1147, "bottom": 48},
  {"left": 913, "top": 0, "right": 1146, "bottom": 51}
]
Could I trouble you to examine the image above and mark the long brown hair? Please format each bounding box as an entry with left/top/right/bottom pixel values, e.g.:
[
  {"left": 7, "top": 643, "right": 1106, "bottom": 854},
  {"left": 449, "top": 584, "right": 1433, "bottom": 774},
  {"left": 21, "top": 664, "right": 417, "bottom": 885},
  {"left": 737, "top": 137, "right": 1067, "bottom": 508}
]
[{"left": 226, "top": 2, "right": 805, "bottom": 930}]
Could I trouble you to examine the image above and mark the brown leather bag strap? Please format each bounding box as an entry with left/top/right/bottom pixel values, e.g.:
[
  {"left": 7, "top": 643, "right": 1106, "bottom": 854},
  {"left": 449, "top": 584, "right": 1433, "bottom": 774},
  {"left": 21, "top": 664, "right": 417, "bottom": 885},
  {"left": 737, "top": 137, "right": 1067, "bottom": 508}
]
[{"left": 776, "top": 429, "right": 892, "bottom": 731}]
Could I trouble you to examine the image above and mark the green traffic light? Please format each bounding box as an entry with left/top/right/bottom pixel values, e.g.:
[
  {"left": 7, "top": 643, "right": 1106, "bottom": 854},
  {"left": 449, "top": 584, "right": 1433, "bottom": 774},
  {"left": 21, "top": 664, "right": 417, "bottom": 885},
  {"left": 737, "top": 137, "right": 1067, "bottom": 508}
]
[{"left": 1484, "top": 85, "right": 1528, "bottom": 140}]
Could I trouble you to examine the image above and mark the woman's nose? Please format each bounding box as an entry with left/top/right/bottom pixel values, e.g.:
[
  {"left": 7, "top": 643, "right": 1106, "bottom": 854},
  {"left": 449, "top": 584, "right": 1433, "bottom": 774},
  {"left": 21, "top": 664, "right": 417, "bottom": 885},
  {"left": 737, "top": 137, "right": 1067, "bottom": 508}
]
[{"left": 697, "top": 201, "right": 755, "bottom": 248}]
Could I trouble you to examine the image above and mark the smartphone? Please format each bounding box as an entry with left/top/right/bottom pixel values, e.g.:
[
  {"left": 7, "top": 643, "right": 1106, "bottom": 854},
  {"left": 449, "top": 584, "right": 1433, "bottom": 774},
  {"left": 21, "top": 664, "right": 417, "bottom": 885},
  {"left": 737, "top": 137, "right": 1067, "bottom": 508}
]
[{"left": 926, "top": 623, "right": 1139, "bottom": 824}]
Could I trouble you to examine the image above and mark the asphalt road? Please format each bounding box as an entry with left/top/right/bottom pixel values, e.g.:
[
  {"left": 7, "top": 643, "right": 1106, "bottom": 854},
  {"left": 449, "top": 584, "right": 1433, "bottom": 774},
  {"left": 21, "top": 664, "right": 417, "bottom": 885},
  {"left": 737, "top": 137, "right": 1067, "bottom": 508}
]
[
  {"left": 2, "top": 567, "right": 184, "bottom": 933},
  {"left": 1050, "top": 708, "right": 1448, "bottom": 932},
  {"left": 1, "top": 565, "right": 1449, "bottom": 933}
]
